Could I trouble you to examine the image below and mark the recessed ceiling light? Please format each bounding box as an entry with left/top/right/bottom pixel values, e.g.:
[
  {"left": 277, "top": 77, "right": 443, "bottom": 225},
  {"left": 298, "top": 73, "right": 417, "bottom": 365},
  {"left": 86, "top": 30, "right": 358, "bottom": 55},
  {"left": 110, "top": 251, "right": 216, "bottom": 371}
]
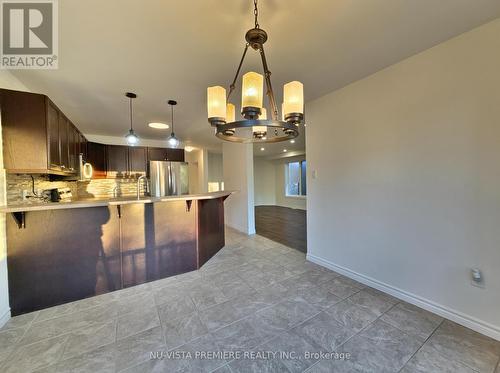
[
  {"left": 283, "top": 149, "right": 287, "bottom": 152},
  {"left": 185, "top": 146, "right": 195, "bottom": 152},
  {"left": 290, "top": 139, "right": 295, "bottom": 144},
  {"left": 148, "top": 122, "right": 169, "bottom": 129},
  {"left": 260, "top": 147, "right": 265, "bottom": 151}
]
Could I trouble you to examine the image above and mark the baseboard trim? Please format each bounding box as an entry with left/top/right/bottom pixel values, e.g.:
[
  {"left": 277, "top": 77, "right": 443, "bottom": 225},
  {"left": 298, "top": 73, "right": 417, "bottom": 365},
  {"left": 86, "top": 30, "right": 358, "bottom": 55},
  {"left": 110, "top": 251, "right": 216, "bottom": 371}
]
[
  {"left": 0, "top": 307, "right": 11, "bottom": 328},
  {"left": 307, "top": 253, "right": 500, "bottom": 341}
]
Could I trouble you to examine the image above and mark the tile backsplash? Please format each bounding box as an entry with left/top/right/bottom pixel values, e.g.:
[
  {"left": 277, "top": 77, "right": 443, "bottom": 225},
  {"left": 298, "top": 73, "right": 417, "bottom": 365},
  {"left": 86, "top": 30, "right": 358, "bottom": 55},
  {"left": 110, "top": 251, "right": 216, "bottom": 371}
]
[
  {"left": 6, "top": 174, "right": 143, "bottom": 204},
  {"left": 77, "top": 178, "right": 143, "bottom": 199},
  {"left": 6, "top": 174, "right": 78, "bottom": 204}
]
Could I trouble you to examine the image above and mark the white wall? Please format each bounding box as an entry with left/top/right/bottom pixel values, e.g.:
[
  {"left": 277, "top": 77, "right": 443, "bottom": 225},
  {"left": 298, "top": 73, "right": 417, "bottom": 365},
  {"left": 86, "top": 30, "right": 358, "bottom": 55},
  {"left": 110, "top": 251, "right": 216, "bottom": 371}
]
[
  {"left": 185, "top": 149, "right": 208, "bottom": 195},
  {"left": 223, "top": 141, "right": 255, "bottom": 235},
  {"left": 307, "top": 19, "right": 500, "bottom": 340},
  {"left": 207, "top": 151, "right": 223, "bottom": 192},
  {"left": 0, "top": 71, "right": 30, "bottom": 327},
  {"left": 254, "top": 157, "right": 276, "bottom": 206}
]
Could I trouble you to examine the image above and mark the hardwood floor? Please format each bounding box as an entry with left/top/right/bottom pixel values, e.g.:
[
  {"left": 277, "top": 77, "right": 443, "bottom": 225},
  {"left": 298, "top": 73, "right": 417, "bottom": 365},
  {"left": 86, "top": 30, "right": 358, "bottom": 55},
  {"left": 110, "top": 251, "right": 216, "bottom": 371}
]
[{"left": 255, "top": 205, "right": 307, "bottom": 253}]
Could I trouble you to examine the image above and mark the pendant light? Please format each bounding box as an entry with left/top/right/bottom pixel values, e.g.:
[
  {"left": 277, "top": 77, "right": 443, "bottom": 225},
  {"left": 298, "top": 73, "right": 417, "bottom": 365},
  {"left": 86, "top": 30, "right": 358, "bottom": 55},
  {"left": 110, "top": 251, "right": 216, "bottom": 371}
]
[
  {"left": 206, "top": 0, "right": 304, "bottom": 143},
  {"left": 125, "top": 92, "right": 139, "bottom": 146},
  {"left": 167, "top": 100, "right": 180, "bottom": 148}
]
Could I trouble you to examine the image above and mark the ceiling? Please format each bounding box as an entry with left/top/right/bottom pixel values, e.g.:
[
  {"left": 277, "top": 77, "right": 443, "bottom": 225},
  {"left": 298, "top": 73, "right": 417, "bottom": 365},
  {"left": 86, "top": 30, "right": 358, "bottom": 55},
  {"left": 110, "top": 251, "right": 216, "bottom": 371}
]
[{"left": 12, "top": 0, "right": 500, "bottom": 155}]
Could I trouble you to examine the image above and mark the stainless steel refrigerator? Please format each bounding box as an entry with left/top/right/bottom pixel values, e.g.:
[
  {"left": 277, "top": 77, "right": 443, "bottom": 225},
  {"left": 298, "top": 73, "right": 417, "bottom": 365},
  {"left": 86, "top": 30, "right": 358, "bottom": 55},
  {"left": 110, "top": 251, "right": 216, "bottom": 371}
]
[{"left": 149, "top": 161, "right": 189, "bottom": 197}]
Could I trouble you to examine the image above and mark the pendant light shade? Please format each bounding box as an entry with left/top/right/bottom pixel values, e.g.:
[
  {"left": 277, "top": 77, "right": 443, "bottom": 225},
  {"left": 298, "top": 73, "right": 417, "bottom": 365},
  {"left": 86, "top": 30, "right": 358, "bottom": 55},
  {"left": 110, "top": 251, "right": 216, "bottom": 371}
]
[
  {"left": 207, "top": 86, "right": 226, "bottom": 121},
  {"left": 126, "top": 129, "right": 139, "bottom": 146},
  {"left": 226, "top": 103, "right": 236, "bottom": 123},
  {"left": 241, "top": 72, "right": 263, "bottom": 109},
  {"left": 168, "top": 133, "right": 180, "bottom": 148},
  {"left": 125, "top": 92, "right": 139, "bottom": 146},
  {"left": 283, "top": 81, "right": 304, "bottom": 116},
  {"left": 253, "top": 107, "right": 267, "bottom": 137},
  {"left": 167, "top": 100, "right": 180, "bottom": 148}
]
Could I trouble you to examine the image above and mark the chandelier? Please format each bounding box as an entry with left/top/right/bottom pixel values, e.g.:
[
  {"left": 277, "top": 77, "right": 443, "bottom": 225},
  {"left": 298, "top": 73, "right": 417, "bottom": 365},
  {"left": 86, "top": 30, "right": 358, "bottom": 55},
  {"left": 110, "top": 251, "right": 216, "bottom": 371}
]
[{"left": 207, "top": 0, "right": 304, "bottom": 143}]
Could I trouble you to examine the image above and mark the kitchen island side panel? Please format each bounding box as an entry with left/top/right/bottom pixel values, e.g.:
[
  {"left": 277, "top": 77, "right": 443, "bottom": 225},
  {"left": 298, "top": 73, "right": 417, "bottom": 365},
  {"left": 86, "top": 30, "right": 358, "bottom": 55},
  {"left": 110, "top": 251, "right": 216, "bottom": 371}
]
[
  {"left": 197, "top": 197, "right": 225, "bottom": 267},
  {"left": 120, "top": 201, "right": 197, "bottom": 288},
  {"left": 6, "top": 206, "right": 121, "bottom": 315}
]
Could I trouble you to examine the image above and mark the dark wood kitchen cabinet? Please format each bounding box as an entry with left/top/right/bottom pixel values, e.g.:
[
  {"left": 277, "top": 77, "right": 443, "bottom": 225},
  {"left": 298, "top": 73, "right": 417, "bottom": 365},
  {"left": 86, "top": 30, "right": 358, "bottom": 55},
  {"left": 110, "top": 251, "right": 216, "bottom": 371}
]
[
  {"left": 103, "top": 145, "right": 147, "bottom": 178},
  {"left": 58, "top": 114, "right": 70, "bottom": 171},
  {"left": 148, "top": 147, "right": 185, "bottom": 162},
  {"left": 87, "top": 142, "right": 107, "bottom": 178},
  {"left": 0, "top": 88, "right": 86, "bottom": 175},
  {"left": 128, "top": 146, "right": 147, "bottom": 176},
  {"left": 47, "top": 101, "right": 60, "bottom": 170},
  {"left": 68, "top": 123, "right": 81, "bottom": 172},
  {"left": 79, "top": 133, "right": 88, "bottom": 160},
  {"left": 106, "top": 145, "right": 129, "bottom": 178}
]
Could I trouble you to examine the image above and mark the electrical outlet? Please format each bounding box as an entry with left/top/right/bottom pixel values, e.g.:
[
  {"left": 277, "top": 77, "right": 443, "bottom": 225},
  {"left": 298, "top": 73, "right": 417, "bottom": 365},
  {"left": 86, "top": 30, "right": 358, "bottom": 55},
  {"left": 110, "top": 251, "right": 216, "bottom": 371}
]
[
  {"left": 21, "top": 190, "right": 29, "bottom": 201},
  {"left": 470, "top": 268, "right": 485, "bottom": 289}
]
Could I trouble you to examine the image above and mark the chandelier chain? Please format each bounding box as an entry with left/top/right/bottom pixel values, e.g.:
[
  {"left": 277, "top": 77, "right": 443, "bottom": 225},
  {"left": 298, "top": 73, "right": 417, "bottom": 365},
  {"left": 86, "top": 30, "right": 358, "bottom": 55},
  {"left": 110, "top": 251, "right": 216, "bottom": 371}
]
[{"left": 253, "top": 0, "right": 259, "bottom": 28}]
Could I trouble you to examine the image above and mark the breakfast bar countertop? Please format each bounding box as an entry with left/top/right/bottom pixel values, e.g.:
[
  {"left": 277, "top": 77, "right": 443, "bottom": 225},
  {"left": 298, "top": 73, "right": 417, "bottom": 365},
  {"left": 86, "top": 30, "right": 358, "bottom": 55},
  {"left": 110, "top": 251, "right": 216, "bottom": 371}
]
[{"left": 0, "top": 190, "right": 235, "bottom": 213}]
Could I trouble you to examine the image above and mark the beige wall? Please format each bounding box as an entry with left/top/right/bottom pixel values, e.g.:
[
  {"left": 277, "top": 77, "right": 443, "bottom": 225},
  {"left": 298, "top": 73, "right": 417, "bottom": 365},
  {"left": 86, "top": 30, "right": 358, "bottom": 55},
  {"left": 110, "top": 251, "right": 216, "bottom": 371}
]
[
  {"left": 254, "top": 157, "right": 276, "bottom": 206},
  {"left": 307, "top": 19, "right": 500, "bottom": 339},
  {"left": 0, "top": 71, "right": 30, "bottom": 326},
  {"left": 223, "top": 141, "right": 255, "bottom": 235}
]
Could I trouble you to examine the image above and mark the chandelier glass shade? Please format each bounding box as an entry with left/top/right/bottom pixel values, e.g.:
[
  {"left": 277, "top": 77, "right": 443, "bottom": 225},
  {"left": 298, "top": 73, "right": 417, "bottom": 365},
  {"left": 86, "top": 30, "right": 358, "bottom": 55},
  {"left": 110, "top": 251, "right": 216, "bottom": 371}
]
[{"left": 206, "top": 0, "right": 304, "bottom": 143}]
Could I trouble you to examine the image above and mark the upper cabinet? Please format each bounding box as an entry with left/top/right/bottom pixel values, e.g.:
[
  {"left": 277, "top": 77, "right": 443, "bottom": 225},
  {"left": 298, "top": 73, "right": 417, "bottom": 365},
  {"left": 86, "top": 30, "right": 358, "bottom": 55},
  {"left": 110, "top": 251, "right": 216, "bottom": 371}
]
[
  {"left": 1, "top": 89, "right": 185, "bottom": 178},
  {"left": 148, "top": 147, "right": 185, "bottom": 162},
  {"left": 106, "top": 145, "right": 129, "bottom": 178},
  {"left": 0, "top": 89, "right": 85, "bottom": 175},
  {"left": 128, "top": 146, "right": 147, "bottom": 176},
  {"left": 87, "top": 142, "right": 107, "bottom": 179}
]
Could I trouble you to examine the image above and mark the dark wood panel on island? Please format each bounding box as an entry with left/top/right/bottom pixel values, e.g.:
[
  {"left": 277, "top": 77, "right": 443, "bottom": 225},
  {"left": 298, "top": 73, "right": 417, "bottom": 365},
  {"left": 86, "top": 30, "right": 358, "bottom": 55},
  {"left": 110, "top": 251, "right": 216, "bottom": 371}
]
[{"left": 5, "top": 195, "right": 228, "bottom": 315}]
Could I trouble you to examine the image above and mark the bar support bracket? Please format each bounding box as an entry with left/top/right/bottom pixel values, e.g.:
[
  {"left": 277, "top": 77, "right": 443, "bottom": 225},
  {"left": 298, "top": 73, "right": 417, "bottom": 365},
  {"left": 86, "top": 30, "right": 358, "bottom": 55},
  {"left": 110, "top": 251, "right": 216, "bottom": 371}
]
[
  {"left": 186, "top": 200, "right": 193, "bottom": 212},
  {"left": 12, "top": 212, "right": 26, "bottom": 229}
]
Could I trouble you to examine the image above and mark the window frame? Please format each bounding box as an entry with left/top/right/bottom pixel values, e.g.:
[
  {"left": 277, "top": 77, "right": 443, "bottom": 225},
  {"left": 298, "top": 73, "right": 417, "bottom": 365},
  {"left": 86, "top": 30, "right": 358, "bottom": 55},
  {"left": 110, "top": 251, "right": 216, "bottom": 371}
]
[{"left": 285, "top": 160, "right": 307, "bottom": 197}]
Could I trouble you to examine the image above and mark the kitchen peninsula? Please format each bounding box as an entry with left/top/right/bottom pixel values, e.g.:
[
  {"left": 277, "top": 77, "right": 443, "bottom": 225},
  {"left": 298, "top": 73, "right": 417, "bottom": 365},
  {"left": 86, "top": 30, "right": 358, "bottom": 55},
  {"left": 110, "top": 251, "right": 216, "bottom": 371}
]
[{"left": 1, "top": 191, "right": 232, "bottom": 316}]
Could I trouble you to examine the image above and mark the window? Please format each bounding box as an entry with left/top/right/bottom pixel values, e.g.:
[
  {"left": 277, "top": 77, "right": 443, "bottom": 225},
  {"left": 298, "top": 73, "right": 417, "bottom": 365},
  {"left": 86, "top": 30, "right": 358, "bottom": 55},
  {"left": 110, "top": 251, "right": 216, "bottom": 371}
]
[{"left": 285, "top": 160, "right": 307, "bottom": 196}]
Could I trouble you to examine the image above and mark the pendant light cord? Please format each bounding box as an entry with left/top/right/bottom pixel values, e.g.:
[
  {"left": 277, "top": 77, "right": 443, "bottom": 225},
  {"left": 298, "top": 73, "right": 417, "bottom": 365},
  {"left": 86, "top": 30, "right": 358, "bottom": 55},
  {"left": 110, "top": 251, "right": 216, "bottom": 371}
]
[
  {"left": 170, "top": 103, "right": 175, "bottom": 135},
  {"left": 129, "top": 97, "right": 133, "bottom": 131},
  {"left": 254, "top": 0, "right": 259, "bottom": 29}
]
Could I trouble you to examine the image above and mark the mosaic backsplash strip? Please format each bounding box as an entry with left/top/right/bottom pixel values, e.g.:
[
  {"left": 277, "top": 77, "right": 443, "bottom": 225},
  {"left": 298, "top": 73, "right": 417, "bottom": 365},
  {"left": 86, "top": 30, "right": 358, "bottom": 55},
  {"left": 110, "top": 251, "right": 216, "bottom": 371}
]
[{"left": 6, "top": 174, "right": 143, "bottom": 204}]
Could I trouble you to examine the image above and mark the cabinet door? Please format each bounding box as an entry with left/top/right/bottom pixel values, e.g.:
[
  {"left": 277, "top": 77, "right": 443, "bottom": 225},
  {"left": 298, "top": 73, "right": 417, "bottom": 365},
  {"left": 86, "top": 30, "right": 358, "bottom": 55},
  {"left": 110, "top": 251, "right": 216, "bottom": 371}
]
[
  {"left": 59, "top": 115, "right": 70, "bottom": 171},
  {"left": 166, "top": 148, "right": 185, "bottom": 162},
  {"left": 79, "top": 133, "right": 87, "bottom": 160},
  {"left": 106, "top": 145, "right": 129, "bottom": 178},
  {"left": 47, "top": 102, "right": 60, "bottom": 170},
  {"left": 68, "top": 124, "right": 78, "bottom": 173},
  {"left": 87, "top": 142, "right": 107, "bottom": 178},
  {"left": 128, "top": 147, "right": 147, "bottom": 176},
  {"left": 147, "top": 147, "right": 167, "bottom": 161}
]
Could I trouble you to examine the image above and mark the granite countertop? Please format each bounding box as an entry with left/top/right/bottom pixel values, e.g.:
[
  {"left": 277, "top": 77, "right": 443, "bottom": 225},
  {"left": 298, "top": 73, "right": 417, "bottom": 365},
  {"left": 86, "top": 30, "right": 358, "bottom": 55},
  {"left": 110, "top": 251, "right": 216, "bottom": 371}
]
[{"left": 0, "top": 191, "right": 235, "bottom": 213}]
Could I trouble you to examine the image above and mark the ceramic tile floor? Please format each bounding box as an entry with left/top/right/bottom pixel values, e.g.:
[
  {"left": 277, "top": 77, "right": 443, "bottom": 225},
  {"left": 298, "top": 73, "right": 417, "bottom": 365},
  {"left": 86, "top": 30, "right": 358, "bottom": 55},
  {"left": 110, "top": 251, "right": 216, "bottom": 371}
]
[{"left": 1, "top": 228, "right": 499, "bottom": 373}]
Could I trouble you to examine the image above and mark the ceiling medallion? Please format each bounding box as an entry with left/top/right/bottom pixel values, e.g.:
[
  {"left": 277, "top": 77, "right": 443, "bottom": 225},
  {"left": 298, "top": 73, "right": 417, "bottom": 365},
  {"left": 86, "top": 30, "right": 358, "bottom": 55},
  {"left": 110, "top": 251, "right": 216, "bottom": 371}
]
[{"left": 207, "top": 0, "right": 304, "bottom": 143}]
